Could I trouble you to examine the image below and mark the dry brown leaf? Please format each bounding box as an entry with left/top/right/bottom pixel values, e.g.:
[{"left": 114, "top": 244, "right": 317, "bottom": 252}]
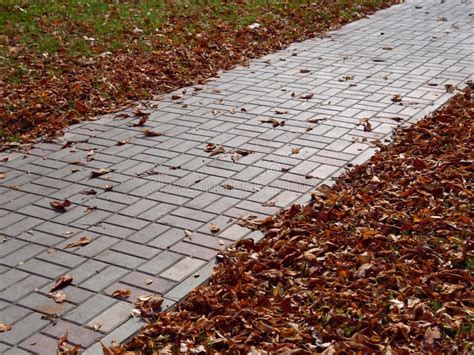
[
  {"left": 209, "top": 145, "right": 225, "bottom": 156},
  {"left": 80, "top": 189, "right": 97, "bottom": 195},
  {"left": 299, "top": 69, "right": 310, "bottom": 73},
  {"left": 48, "top": 290, "right": 66, "bottom": 304},
  {"left": 0, "top": 323, "right": 12, "bottom": 332},
  {"left": 208, "top": 223, "right": 220, "bottom": 233},
  {"left": 291, "top": 147, "right": 301, "bottom": 154},
  {"left": 117, "top": 139, "right": 130, "bottom": 146},
  {"left": 300, "top": 93, "right": 314, "bottom": 100},
  {"left": 260, "top": 118, "right": 283, "bottom": 128},
  {"left": 0, "top": 172, "right": 5, "bottom": 179},
  {"left": 307, "top": 117, "right": 326, "bottom": 124},
  {"left": 222, "top": 183, "right": 233, "bottom": 190},
  {"left": 112, "top": 289, "right": 132, "bottom": 299},
  {"left": 185, "top": 229, "right": 193, "bottom": 240},
  {"left": 391, "top": 94, "right": 402, "bottom": 103},
  {"left": 90, "top": 168, "right": 114, "bottom": 178},
  {"left": 50, "top": 199, "right": 71, "bottom": 211},
  {"left": 50, "top": 274, "right": 73, "bottom": 292},
  {"left": 143, "top": 129, "right": 162, "bottom": 137},
  {"left": 64, "top": 236, "right": 92, "bottom": 249},
  {"left": 132, "top": 116, "right": 148, "bottom": 127}
]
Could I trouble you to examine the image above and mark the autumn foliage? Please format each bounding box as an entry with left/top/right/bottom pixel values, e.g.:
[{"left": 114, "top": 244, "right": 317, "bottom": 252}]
[
  {"left": 0, "top": 0, "right": 398, "bottom": 145},
  {"left": 113, "top": 88, "right": 473, "bottom": 353}
]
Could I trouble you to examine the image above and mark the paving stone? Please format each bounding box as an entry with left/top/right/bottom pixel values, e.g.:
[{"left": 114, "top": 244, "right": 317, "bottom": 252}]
[
  {"left": 18, "top": 293, "right": 75, "bottom": 316},
  {"left": 79, "top": 265, "right": 130, "bottom": 292},
  {"left": 170, "top": 241, "right": 217, "bottom": 261},
  {"left": 0, "top": 312, "right": 49, "bottom": 345},
  {"left": 120, "top": 271, "right": 175, "bottom": 294},
  {"left": 160, "top": 257, "right": 206, "bottom": 282},
  {"left": 138, "top": 250, "right": 183, "bottom": 275},
  {"left": 64, "top": 294, "right": 116, "bottom": 324},
  {"left": 87, "top": 301, "right": 133, "bottom": 333},
  {"left": 18, "top": 259, "right": 68, "bottom": 279},
  {"left": 95, "top": 250, "right": 146, "bottom": 269},
  {"left": 19, "top": 333, "right": 60, "bottom": 355},
  {"left": 219, "top": 224, "right": 251, "bottom": 241},
  {"left": 4, "top": 347, "right": 31, "bottom": 355},
  {"left": 127, "top": 223, "right": 170, "bottom": 244},
  {"left": 36, "top": 250, "right": 85, "bottom": 268},
  {"left": 0, "top": 274, "right": 49, "bottom": 302},
  {"left": 43, "top": 320, "right": 101, "bottom": 347},
  {"left": 0, "top": 305, "right": 30, "bottom": 325},
  {"left": 165, "top": 261, "right": 216, "bottom": 301},
  {"left": 82, "top": 318, "right": 146, "bottom": 354}
]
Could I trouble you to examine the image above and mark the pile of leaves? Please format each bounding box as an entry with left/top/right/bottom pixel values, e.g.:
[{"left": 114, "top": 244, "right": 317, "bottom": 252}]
[
  {"left": 0, "top": 0, "right": 398, "bottom": 145},
  {"left": 113, "top": 87, "right": 473, "bottom": 353}
]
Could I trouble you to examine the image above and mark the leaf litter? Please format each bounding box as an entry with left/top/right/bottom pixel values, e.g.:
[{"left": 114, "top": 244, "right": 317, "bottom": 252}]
[
  {"left": 115, "top": 88, "right": 473, "bottom": 353},
  {"left": 0, "top": 0, "right": 399, "bottom": 147}
]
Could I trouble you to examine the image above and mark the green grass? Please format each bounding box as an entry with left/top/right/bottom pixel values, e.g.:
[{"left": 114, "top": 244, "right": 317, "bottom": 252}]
[{"left": 0, "top": 0, "right": 388, "bottom": 62}]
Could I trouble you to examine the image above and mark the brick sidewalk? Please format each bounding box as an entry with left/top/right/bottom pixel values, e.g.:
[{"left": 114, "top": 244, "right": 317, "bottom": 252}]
[{"left": 1, "top": 1, "right": 473, "bottom": 353}]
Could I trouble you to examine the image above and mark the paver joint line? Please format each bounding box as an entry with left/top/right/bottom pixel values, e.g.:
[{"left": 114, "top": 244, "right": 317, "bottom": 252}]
[{"left": 0, "top": 0, "right": 473, "bottom": 352}]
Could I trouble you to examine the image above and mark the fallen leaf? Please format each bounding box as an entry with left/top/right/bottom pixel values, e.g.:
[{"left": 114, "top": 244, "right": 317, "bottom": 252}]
[
  {"left": 0, "top": 172, "right": 5, "bottom": 179},
  {"left": 222, "top": 183, "right": 234, "bottom": 190},
  {"left": 50, "top": 274, "right": 73, "bottom": 292},
  {"left": 208, "top": 223, "right": 220, "bottom": 233},
  {"left": 445, "top": 84, "right": 455, "bottom": 93},
  {"left": 260, "top": 118, "right": 283, "bottom": 127},
  {"left": 112, "top": 289, "right": 132, "bottom": 299},
  {"left": 171, "top": 95, "right": 181, "bottom": 100},
  {"left": 57, "top": 332, "right": 80, "bottom": 355},
  {"left": 307, "top": 117, "right": 326, "bottom": 124},
  {"left": 145, "top": 279, "right": 153, "bottom": 285},
  {"left": 0, "top": 323, "right": 11, "bottom": 332},
  {"left": 93, "top": 322, "right": 102, "bottom": 331},
  {"left": 391, "top": 94, "right": 402, "bottom": 103},
  {"left": 300, "top": 93, "right": 314, "bottom": 100},
  {"left": 143, "top": 129, "right": 162, "bottom": 137},
  {"left": 360, "top": 118, "right": 372, "bottom": 132},
  {"left": 209, "top": 145, "right": 225, "bottom": 156},
  {"left": 80, "top": 189, "right": 97, "bottom": 195},
  {"left": 291, "top": 147, "right": 301, "bottom": 154},
  {"left": 185, "top": 229, "right": 193, "bottom": 240},
  {"left": 64, "top": 236, "right": 92, "bottom": 249},
  {"left": 204, "top": 143, "right": 216, "bottom": 152},
  {"left": 90, "top": 168, "right": 114, "bottom": 178},
  {"left": 299, "top": 69, "right": 310, "bottom": 73},
  {"left": 117, "top": 139, "right": 130, "bottom": 146},
  {"left": 131, "top": 116, "right": 148, "bottom": 127},
  {"left": 48, "top": 290, "right": 66, "bottom": 304},
  {"left": 275, "top": 110, "right": 288, "bottom": 115},
  {"left": 50, "top": 199, "right": 72, "bottom": 211},
  {"left": 0, "top": 157, "right": 8, "bottom": 163}
]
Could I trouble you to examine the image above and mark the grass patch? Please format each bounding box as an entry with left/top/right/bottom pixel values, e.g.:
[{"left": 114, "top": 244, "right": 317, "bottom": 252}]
[{"left": 0, "top": 0, "right": 399, "bottom": 144}]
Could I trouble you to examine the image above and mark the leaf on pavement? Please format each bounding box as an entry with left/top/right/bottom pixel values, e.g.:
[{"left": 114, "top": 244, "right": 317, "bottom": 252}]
[
  {"left": 90, "top": 168, "right": 114, "bottom": 178},
  {"left": 0, "top": 323, "right": 12, "bottom": 332},
  {"left": 143, "top": 129, "right": 162, "bottom": 137},
  {"left": 51, "top": 274, "right": 73, "bottom": 292},
  {"left": 261, "top": 118, "right": 283, "bottom": 128},
  {"left": 208, "top": 223, "right": 220, "bottom": 233},
  {"left": 112, "top": 289, "right": 132, "bottom": 299},
  {"left": 50, "top": 199, "right": 72, "bottom": 211},
  {"left": 64, "top": 236, "right": 92, "bottom": 249},
  {"left": 48, "top": 290, "right": 67, "bottom": 304}
]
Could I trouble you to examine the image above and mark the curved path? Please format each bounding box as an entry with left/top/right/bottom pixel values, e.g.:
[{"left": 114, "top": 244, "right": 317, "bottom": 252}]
[{"left": 1, "top": 0, "right": 472, "bottom": 353}]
